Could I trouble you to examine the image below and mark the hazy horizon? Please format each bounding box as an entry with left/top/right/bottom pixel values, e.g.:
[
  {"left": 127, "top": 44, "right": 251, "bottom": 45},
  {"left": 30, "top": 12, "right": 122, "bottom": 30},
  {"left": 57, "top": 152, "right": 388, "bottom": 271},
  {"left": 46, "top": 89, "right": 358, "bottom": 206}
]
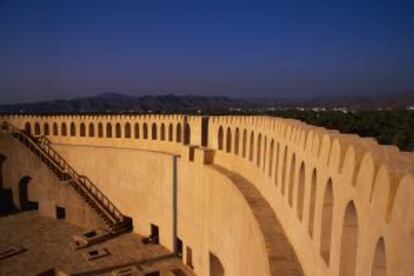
[
  {"left": 1, "top": 90, "right": 413, "bottom": 107},
  {"left": 1, "top": 0, "right": 414, "bottom": 104}
]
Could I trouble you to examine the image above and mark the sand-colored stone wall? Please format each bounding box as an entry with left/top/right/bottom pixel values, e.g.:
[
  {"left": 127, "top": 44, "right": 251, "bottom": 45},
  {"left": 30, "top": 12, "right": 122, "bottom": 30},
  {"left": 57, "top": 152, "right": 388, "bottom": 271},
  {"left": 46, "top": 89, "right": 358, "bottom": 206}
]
[
  {"left": 49, "top": 144, "right": 272, "bottom": 276},
  {"left": 209, "top": 116, "right": 414, "bottom": 276},
  {"left": 0, "top": 132, "right": 104, "bottom": 229},
  {"left": 51, "top": 143, "right": 177, "bottom": 251},
  {"left": 1, "top": 114, "right": 413, "bottom": 276}
]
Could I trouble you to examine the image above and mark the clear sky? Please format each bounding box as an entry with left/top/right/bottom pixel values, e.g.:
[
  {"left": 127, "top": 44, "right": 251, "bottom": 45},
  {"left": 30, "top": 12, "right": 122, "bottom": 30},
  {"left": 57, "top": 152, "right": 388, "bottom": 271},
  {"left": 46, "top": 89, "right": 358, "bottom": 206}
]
[{"left": 1, "top": 0, "right": 413, "bottom": 103}]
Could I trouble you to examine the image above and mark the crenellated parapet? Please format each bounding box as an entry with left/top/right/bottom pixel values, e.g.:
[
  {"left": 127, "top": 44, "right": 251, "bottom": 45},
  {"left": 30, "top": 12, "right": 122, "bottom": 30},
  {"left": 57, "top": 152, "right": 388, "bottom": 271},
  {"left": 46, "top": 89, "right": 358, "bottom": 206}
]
[
  {"left": 1, "top": 113, "right": 413, "bottom": 276},
  {"left": 0, "top": 114, "right": 202, "bottom": 155},
  {"left": 209, "top": 115, "right": 414, "bottom": 276}
]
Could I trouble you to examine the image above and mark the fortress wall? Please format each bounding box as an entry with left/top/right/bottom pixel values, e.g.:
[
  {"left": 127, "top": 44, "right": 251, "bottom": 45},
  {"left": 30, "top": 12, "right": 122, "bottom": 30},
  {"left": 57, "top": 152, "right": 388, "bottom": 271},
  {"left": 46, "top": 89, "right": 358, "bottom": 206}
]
[
  {"left": 178, "top": 159, "right": 271, "bottom": 276},
  {"left": 210, "top": 115, "right": 414, "bottom": 276},
  {"left": 0, "top": 111, "right": 269, "bottom": 276},
  {"left": 44, "top": 142, "right": 271, "bottom": 276},
  {"left": 0, "top": 132, "right": 104, "bottom": 229},
  {"left": 1, "top": 114, "right": 191, "bottom": 155},
  {"left": 1, "top": 114, "right": 414, "bottom": 276}
]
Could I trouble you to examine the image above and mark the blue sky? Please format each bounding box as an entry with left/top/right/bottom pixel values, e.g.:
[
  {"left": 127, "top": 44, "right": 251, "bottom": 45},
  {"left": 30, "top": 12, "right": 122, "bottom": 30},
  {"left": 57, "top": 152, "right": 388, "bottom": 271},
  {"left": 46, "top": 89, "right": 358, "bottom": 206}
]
[{"left": 0, "top": 0, "right": 413, "bottom": 103}]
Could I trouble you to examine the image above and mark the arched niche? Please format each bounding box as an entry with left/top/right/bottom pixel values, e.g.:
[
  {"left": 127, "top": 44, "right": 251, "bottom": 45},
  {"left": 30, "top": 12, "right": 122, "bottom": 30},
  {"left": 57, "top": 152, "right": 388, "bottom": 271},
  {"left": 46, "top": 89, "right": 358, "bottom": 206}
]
[
  {"left": 371, "top": 237, "right": 387, "bottom": 276},
  {"left": 320, "top": 178, "right": 334, "bottom": 265},
  {"left": 18, "top": 176, "right": 38, "bottom": 210},
  {"left": 339, "top": 201, "right": 359, "bottom": 276}
]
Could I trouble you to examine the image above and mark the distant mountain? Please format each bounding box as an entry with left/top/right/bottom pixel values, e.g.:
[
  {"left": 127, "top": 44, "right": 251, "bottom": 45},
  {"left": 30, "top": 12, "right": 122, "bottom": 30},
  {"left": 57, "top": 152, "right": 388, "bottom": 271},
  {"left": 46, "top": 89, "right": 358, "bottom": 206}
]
[
  {"left": 0, "top": 93, "right": 249, "bottom": 114},
  {"left": 0, "top": 91, "right": 413, "bottom": 114}
]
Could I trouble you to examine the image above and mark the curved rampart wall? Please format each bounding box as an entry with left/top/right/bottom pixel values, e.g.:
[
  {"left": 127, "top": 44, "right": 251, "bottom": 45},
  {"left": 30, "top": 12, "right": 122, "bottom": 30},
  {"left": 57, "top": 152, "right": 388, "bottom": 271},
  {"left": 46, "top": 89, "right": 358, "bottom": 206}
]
[
  {"left": 51, "top": 145, "right": 272, "bottom": 276},
  {"left": 209, "top": 116, "right": 414, "bottom": 276},
  {"left": 1, "top": 114, "right": 413, "bottom": 276}
]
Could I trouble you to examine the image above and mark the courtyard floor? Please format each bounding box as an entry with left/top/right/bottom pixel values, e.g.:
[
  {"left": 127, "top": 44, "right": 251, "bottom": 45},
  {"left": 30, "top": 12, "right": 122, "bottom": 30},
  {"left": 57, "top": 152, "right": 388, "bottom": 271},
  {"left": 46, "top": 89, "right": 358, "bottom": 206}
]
[{"left": 0, "top": 211, "right": 193, "bottom": 276}]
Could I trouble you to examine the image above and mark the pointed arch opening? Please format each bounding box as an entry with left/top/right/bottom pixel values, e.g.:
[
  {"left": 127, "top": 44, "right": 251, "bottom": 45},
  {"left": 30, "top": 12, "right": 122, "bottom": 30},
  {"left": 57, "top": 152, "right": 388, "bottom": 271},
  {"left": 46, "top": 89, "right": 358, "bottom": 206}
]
[
  {"left": 242, "top": 129, "right": 247, "bottom": 158},
  {"left": 176, "top": 123, "right": 182, "bottom": 143},
  {"left": 34, "top": 122, "right": 41, "bottom": 135},
  {"left": 274, "top": 143, "right": 280, "bottom": 186},
  {"left": 143, "top": 123, "right": 148, "bottom": 139},
  {"left": 226, "top": 127, "right": 232, "bottom": 153},
  {"left": 320, "top": 178, "right": 334, "bottom": 265},
  {"left": 308, "top": 169, "right": 317, "bottom": 237},
  {"left": 218, "top": 126, "right": 224, "bottom": 150},
  {"left": 281, "top": 146, "right": 288, "bottom": 194},
  {"left": 297, "top": 162, "right": 305, "bottom": 220},
  {"left": 249, "top": 131, "right": 254, "bottom": 162},
  {"left": 98, "top": 123, "right": 103, "bottom": 138},
  {"left": 125, "top": 123, "right": 131, "bottom": 138},
  {"left": 184, "top": 123, "right": 191, "bottom": 145},
  {"left": 134, "top": 123, "right": 140, "bottom": 138},
  {"left": 161, "top": 124, "right": 166, "bottom": 141},
  {"left": 53, "top": 123, "right": 58, "bottom": 136},
  {"left": 80, "top": 123, "right": 86, "bottom": 137},
  {"left": 372, "top": 237, "right": 387, "bottom": 276},
  {"left": 256, "top": 134, "right": 262, "bottom": 167},
  {"left": 61, "top": 123, "right": 67, "bottom": 136},
  {"left": 152, "top": 123, "right": 157, "bottom": 140},
  {"left": 70, "top": 122, "right": 76, "bottom": 136},
  {"left": 89, "top": 123, "right": 95, "bottom": 137},
  {"left": 44, "top": 123, "right": 49, "bottom": 136},
  {"left": 288, "top": 154, "right": 296, "bottom": 206},
  {"left": 339, "top": 201, "right": 358, "bottom": 276},
  {"left": 116, "top": 123, "right": 122, "bottom": 138},
  {"left": 234, "top": 128, "right": 240, "bottom": 155},
  {"left": 262, "top": 137, "right": 267, "bottom": 172},
  {"left": 106, "top": 123, "right": 112, "bottom": 138},
  {"left": 268, "top": 140, "right": 274, "bottom": 177},
  {"left": 168, "top": 124, "right": 173, "bottom": 141},
  {"left": 25, "top": 122, "right": 31, "bottom": 134}
]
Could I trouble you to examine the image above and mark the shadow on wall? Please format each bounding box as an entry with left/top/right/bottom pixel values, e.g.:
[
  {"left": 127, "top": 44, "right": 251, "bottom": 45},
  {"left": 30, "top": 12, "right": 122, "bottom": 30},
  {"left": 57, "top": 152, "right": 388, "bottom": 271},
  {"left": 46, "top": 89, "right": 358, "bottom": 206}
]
[
  {"left": 0, "top": 154, "right": 5, "bottom": 190},
  {"left": 0, "top": 154, "right": 18, "bottom": 215},
  {"left": 18, "top": 176, "right": 38, "bottom": 211},
  {"left": 0, "top": 165, "right": 39, "bottom": 216}
]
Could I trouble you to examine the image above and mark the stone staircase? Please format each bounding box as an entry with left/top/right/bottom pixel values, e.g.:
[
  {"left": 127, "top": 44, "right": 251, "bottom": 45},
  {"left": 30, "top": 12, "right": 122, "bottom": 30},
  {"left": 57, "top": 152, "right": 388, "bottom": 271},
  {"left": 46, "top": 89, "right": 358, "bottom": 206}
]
[{"left": 1, "top": 122, "right": 132, "bottom": 235}]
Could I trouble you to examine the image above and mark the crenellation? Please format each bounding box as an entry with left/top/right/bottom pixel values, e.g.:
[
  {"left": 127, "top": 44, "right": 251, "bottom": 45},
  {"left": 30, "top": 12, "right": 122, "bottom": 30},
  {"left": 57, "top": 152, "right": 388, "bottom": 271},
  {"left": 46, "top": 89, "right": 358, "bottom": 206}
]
[
  {"left": 319, "top": 134, "right": 333, "bottom": 166},
  {"left": 328, "top": 138, "right": 348, "bottom": 174},
  {"left": 303, "top": 130, "right": 313, "bottom": 153},
  {"left": 310, "top": 131, "right": 321, "bottom": 157}
]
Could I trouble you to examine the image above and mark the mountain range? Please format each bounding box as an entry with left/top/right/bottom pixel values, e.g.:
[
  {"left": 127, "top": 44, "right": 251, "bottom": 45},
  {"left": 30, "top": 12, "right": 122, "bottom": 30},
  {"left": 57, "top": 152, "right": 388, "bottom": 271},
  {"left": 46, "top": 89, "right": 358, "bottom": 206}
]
[{"left": 0, "top": 91, "right": 413, "bottom": 114}]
